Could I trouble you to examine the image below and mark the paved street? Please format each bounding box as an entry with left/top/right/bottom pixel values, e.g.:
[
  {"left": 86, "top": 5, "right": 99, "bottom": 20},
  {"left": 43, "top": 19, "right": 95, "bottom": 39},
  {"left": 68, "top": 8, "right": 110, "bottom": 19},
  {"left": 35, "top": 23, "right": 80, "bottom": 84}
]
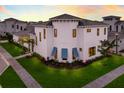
[
  {"left": 83, "top": 64, "right": 124, "bottom": 88},
  {"left": 0, "top": 46, "right": 41, "bottom": 88}
]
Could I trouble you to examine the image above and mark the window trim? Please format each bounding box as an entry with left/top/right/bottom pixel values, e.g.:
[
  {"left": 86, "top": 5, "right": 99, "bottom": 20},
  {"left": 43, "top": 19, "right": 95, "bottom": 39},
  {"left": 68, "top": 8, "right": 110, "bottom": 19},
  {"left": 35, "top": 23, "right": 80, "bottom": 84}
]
[
  {"left": 72, "top": 29, "right": 76, "bottom": 38},
  {"left": 43, "top": 29, "right": 46, "bottom": 39},
  {"left": 39, "top": 32, "right": 42, "bottom": 41},
  {"left": 97, "top": 28, "right": 100, "bottom": 36}
]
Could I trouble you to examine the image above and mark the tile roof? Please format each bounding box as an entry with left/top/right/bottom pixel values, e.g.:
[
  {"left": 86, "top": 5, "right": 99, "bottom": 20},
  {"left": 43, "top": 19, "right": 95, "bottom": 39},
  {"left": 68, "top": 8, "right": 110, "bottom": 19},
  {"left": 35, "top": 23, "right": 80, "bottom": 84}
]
[
  {"left": 79, "top": 20, "right": 107, "bottom": 26},
  {"left": 115, "top": 21, "right": 124, "bottom": 25},
  {"left": 103, "top": 15, "right": 121, "bottom": 19},
  {"left": 49, "top": 14, "right": 82, "bottom": 20}
]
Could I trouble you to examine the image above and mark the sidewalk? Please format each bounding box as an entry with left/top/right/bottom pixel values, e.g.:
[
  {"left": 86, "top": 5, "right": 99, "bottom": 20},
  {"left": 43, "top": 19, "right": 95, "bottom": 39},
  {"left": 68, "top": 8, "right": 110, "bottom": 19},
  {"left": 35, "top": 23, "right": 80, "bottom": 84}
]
[
  {"left": 14, "top": 53, "right": 32, "bottom": 59},
  {"left": 0, "top": 40, "right": 8, "bottom": 43},
  {"left": 0, "top": 46, "right": 41, "bottom": 88},
  {"left": 83, "top": 64, "right": 124, "bottom": 88}
]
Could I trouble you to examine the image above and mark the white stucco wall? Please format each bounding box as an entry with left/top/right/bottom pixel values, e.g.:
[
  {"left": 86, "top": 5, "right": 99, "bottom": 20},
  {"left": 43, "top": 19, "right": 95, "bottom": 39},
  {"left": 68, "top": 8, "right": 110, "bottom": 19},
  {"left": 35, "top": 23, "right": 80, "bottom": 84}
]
[
  {"left": 83, "top": 26, "right": 108, "bottom": 62},
  {"left": 34, "top": 21, "right": 108, "bottom": 63}
]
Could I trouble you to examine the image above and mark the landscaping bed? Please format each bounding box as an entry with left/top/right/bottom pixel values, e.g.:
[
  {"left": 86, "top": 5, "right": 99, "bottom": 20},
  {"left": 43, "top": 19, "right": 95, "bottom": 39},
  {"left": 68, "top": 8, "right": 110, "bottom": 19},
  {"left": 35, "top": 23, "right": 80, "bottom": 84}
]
[{"left": 17, "top": 55, "right": 124, "bottom": 88}]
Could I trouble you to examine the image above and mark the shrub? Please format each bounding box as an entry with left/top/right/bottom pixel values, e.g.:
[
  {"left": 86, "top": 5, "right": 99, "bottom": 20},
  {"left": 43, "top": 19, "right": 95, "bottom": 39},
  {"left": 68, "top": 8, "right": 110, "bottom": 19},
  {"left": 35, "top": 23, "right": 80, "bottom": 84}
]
[{"left": 32, "top": 52, "right": 45, "bottom": 61}]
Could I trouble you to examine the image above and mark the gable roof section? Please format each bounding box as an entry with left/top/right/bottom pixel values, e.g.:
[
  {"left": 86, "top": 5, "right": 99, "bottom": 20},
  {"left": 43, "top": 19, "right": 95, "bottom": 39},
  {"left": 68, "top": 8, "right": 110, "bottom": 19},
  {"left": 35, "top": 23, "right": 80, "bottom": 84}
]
[
  {"left": 103, "top": 15, "right": 121, "bottom": 19},
  {"left": 79, "top": 20, "right": 107, "bottom": 26},
  {"left": 49, "top": 14, "right": 82, "bottom": 20}
]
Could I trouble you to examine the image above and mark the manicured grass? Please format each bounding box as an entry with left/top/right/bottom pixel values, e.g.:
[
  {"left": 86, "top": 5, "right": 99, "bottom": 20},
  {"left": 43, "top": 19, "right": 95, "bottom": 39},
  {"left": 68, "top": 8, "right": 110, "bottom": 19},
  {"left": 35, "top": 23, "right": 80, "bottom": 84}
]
[
  {"left": 105, "top": 74, "right": 124, "bottom": 88},
  {"left": 0, "top": 67, "right": 26, "bottom": 88},
  {"left": 0, "top": 42, "right": 23, "bottom": 57},
  {"left": 17, "top": 55, "right": 124, "bottom": 88}
]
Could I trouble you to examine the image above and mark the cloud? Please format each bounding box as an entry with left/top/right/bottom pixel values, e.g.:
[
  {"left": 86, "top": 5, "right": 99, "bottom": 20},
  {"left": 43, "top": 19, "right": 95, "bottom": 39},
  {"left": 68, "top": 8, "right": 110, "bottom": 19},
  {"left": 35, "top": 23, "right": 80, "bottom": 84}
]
[{"left": 0, "top": 6, "right": 14, "bottom": 15}]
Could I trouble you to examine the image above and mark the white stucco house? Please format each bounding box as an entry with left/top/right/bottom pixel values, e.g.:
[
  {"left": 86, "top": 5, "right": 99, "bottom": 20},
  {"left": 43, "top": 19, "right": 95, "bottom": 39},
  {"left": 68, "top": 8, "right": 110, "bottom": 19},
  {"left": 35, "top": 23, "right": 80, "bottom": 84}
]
[
  {"left": 103, "top": 15, "right": 124, "bottom": 52},
  {"left": 34, "top": 14, "right": 108, "bottom": 63},
  {"left": 0, "top": 18, "right": 28, "bottom": 37},
  {"left": 103, "top": 15, "right": 124, "bottom": 32}
]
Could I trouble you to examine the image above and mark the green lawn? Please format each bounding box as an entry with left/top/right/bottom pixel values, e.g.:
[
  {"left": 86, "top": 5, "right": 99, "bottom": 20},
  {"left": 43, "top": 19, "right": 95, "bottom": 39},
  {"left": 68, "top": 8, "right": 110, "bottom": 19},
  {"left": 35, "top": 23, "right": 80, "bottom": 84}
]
[
  {"left": 17, "top": 55, "right": 124, "bottom": 88},
  {"left": 105, "top": 74, "right": 124, "bottom": 88},
  {"left": 0, "top": 42, "right": 23, "bottom": 57},
  {"left": 0, "top": 67, "right": 26, "bottom": 88}
]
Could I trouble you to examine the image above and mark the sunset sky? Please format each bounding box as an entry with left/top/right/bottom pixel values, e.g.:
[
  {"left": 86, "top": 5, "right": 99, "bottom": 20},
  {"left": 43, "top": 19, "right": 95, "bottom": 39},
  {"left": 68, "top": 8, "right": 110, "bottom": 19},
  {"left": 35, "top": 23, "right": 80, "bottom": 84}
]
[{"left": 1, "top": 5, "right": 124, "bottom": 22}]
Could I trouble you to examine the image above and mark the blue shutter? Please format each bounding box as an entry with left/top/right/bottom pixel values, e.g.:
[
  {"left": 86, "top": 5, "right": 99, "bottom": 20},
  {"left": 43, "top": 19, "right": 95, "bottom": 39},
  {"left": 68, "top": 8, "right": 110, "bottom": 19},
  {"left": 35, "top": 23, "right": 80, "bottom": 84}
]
[
  {"left": 51, "top": 47, "right": 57, "bottom": 56},
  {"left": 61, "top": 48, "right": 68, "bottom": 59},
  {"left": 73, "top": 48, "right": 79, "bottom": 58}
]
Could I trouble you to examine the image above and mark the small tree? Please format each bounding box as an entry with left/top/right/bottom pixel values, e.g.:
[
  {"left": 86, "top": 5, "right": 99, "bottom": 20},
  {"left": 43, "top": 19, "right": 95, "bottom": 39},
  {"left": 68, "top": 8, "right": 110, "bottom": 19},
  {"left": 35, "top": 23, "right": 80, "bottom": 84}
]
[
  {"left": 6, "top": 32, "right": 13, "bottom": 42},
  {"left": 98, "top": 39, "right": 116, "bottom": 57}
]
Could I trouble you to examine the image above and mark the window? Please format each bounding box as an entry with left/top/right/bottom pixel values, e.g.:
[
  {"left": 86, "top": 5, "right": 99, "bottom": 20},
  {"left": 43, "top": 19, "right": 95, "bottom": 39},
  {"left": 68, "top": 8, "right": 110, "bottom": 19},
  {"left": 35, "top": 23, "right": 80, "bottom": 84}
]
[
  {"left": 54, "top": 29, "right": 57, "bottom": 37},
  {"left": 51, "top": 47, "right": 57, "bottom": 59},
  {"left": 43, "top": 29, "right": 46, "bottom": 39},
  {"left": 72, "top": 48, "right": 79, "bottom": 60},
  {"left": 121, "top": 25, "right": 123, "bottom": 30},
  {"left": 72, "top": 29, "right": 76, "bottom": 38},
  {"left": 109, "top": 25, "right": 112, "bottom": 32},
  {"left": 79, "top": 48, "right": 82, "bottom": 51},
  {"left": 116, "top": 25, "right": 118, "bottom": 32},
  {"left": 97, "top": 45, "right": 101, "bottom": 49},
  {"left": 97, "top": 28, "right": 100, "bottom": 36},
  {"left": 36, "top": 36, "right": 37, "bottom": 45},
  {"left": 87, "top": 29, "right": 91, "bottom": 32},
  {"left": 39, "top": 32, "right": 42, "bottom": 41},
  {"left": 20, "top": 26, "right": 23, "bottom": 30},
  {"left": 89, "top": 47, "right": 96, "bottom": 57},
  {"left": 61, "top": 48, "right": 68, "bottom": 60},
  {"left": 12, "top": 25, "right": 14, "bottom": 28},
  {"left": 17, "top": 25, "right": 19, "bottom": 29},
  {"left": 104, "top": 28, "right": 106, "bottom": 35}
]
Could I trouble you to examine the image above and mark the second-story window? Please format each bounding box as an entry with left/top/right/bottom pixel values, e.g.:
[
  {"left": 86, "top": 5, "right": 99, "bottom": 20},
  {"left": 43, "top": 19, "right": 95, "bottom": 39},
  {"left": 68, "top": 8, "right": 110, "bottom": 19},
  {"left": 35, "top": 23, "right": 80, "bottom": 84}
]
[
  {"left": 12, "top": 25, "right": 14, "bottom": 28},
  {"left": 104, "top": 28, "right": 106, "bottom": 35},
  {"left": 36, "top": 36, "right": 37, "bottom": 45},
  {"left": 20, "top": 26, "right": 23, "bottom": 31},
  {"left": 43, "top": 29, "right": 46, "bottom": 39},
  {"left": 39, "top": 32, "right": 42, "bottom": 41},
  {"left": 72, "top": 29, "right": 76, "bottom": 38},
  {"left": 54, "top": 29, "right": 57, "bottom": 37},
  {"left": 17, "top": 25, "right": 19, "bottom": 29},
  {"left": 97, "top": 28, "right": 100, "bottom": 36},
  {"left": 87, "top": 29, "right": 91, "bottom": 32}
]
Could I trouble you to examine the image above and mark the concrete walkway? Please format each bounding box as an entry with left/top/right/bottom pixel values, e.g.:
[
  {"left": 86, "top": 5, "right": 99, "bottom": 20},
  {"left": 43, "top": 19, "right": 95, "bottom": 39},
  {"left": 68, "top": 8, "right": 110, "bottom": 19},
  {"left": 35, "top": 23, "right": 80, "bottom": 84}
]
[
  {"left": 14, "top": 53, "right": 32, "bottom": 59},
  {"left": 0, "top": 40, "right": 8, "bottom": 43},
  {"left": 0, "top": 56, "right": 9, "bottom": 75},
  {"left": 83, "top": 64, "right": 124, "bottom": 88},
  {"left": 0, "top": 46, "right": 41, "bottom": 88}
]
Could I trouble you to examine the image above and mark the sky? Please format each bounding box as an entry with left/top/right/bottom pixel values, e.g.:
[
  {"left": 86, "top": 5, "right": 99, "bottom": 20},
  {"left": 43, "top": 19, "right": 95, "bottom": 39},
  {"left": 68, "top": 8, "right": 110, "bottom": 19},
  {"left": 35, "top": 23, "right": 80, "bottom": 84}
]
[{"left": 1, "top": 5, "right": 124, "bottom": 22}]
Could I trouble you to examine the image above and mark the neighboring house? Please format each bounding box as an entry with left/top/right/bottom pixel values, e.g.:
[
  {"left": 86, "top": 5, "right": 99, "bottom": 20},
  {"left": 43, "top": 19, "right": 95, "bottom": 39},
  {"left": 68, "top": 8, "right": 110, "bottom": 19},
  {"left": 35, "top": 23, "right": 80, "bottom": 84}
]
[
  {"left": 103, "top": 15, "right": 124, "bottom": 52},
  {"left": 103, "top": 15, "right": 124, "bottom": 32},
  {"left": 0, "top": 18, "right": 27, "bottom": 36},
  {"left": 13, "top": 22, "right": 36, "bottom": 50},
  {"left": 34, "top": 14, "right": 108, "bottom": 63},
  {"left": 13, "top": 31, "right": 31, "bottom": 48},
  {"left": 0, "top": 22, "right": 6, "bottom": 36}
]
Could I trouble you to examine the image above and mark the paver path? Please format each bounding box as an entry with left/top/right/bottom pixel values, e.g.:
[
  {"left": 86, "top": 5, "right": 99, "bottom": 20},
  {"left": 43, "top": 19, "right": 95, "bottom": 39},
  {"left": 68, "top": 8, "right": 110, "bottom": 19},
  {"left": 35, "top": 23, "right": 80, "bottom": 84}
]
[
  {"left": 14, "top": 53, "right": 32, "bottom": 59},
  {"left": 0, "top": 46, "right": 41, "bottom": 88},
  {"left": 83, "top": 64, "right": 124, "bottom": 88}
]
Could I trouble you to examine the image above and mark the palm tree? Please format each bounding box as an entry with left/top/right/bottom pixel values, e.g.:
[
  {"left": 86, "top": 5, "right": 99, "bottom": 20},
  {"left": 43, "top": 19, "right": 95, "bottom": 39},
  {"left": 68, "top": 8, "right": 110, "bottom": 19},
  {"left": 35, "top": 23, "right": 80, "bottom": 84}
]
[
  {"left": 98, "top": 39, "right": 117, "bottom": 57},
  {"left": 18, "top": 35, "right": 34, "bottom": 53}
]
